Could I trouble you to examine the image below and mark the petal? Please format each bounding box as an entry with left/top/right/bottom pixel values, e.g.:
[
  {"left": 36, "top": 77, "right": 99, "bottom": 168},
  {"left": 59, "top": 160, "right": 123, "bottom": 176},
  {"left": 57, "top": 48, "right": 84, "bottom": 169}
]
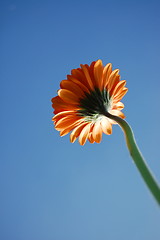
[
  {"left": 51, "top": 96, "right": 78, "bottom": 113},
  {"left": 110, "top": 109, "right": 125, "bottom": 119},
  {"left": 88, "top": 132, "right": 95, "bottom": 143},
  {"left": 102, "top": 63, "right": 112, "bottom": 87},
  {"left": 94, "top": 59, "right": 103, "bottom": 89},
  {"left": 58, "top": 89, "right": 80, "bottom": 104},
  {"left": 92, "top": 121, "right": 103, "bottom": 143},
  {"left": 52, "top": 110, "right": 76, "bottom": 121},
  {"left": 112, "top": 80, "right": 126, "bottom": 96},
  {"left": 60, "top": 80, "right": 85, "bottom": 98},
  {"left": 51, "top": 96, "right": 59, "bottom": 104},
  {"left": 88, "top": 61, "right": 96, "bottom": 86},
  {"left": 113, "top": 88, "right": 128, "bottom": 102},
  {"left": 112, "top": 102, "right": 124, "bottom": 110},
  {"left": 107, "top": 69, "right": 120, "bottom": 92},
  {"left": 108, "top": 118, "right": 117, "bottom": 125},
  {"left": 78, "top": 123, "right": 92, "bottom": 145},
  {"left": 67, "top": 75, "right": 89, "bottom": 93},
  {"left": 70, "top": 122, "right": 88, "bottom": 143},
  {"left": 55, "top": 115, "right": 81, "bottom": 130},
  {"left": 81, "top": 64, "right": 94, "bottom": 90},
  {"left": 100, "top": 117, "right": 112, "bottom": 135},
  {"left": 70, "top": 68, "right": 88, "bottom": 87},
  {"left": 87, "top": 124, "right": 95, "bottom": 143},
  {"left": 60, "top": 128, "right": 71, "bottom": 136},
  {"left": 109, "top": 74, "right": 120, "bottom": 96},
  {"left": 59, "top": 119, "right": 82, "bottom": 136}
]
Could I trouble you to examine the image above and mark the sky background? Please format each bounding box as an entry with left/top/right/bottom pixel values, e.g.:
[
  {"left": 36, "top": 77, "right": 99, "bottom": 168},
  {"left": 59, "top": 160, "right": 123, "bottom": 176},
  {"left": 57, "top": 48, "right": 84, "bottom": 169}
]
[{"left": 1, "top": 0, "right": 160, "bottom": 239}]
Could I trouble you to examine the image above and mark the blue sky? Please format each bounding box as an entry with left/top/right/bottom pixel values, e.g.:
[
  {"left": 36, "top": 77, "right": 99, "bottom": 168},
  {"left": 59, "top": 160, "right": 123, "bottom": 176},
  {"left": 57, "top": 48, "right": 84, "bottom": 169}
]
[{"left": 1, "top": 0, "right": 160, "bottom": 239}]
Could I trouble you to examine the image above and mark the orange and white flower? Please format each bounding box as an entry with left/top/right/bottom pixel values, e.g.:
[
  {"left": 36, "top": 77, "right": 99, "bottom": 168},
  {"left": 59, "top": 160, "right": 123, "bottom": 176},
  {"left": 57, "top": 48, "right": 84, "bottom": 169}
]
[{"left": 51, "top": 60, "right": 128, "bottom": 145}]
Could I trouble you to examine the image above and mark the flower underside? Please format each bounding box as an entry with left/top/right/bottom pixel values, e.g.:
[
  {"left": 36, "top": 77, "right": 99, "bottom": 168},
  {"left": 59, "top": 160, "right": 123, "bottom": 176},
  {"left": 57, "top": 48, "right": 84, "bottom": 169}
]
[
  {"left": 78, "top": 87, "right": 111, "bottom": 119},
  {"left": 51, "top": 59, "right": 128, "bottom": 145}
]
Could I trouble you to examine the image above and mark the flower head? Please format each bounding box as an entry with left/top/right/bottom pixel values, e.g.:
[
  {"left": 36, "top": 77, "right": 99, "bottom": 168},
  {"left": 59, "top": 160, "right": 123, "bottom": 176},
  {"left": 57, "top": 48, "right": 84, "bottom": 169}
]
[{"left": 51, "top": 60, "right": 128, "bottom": 145}]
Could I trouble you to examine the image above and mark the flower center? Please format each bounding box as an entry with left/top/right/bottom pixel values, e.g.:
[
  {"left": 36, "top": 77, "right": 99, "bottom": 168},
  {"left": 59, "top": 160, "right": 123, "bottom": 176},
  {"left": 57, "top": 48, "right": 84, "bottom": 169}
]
[{"left": 78, "top": 88, "right": 112, "bottom": 119}]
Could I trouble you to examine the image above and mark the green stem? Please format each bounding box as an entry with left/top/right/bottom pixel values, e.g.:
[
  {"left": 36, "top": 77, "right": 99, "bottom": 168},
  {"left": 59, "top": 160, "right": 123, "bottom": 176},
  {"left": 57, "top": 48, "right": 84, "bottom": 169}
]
[{"left": 104, "top": 111, "right": 160, "bottom": 205}]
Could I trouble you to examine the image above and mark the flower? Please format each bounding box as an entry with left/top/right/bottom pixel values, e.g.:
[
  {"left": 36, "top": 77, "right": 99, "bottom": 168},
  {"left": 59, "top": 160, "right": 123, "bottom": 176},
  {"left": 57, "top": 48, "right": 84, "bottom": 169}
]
[{"left": 51, "top": 60, "right": 128, "bottom": 145}]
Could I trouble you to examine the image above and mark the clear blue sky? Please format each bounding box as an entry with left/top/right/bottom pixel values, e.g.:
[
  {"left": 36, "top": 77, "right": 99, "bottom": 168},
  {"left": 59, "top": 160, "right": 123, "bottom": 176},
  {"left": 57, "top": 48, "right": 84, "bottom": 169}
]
[{"left": 1, "top": 0, "right": 160, "bottom": 239}]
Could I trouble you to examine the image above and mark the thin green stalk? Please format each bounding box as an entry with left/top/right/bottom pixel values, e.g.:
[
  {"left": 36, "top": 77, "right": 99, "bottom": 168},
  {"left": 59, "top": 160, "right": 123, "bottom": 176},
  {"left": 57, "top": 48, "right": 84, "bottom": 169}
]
[{"left": 104, "top": 111, "right": 160, "bottom": 205}]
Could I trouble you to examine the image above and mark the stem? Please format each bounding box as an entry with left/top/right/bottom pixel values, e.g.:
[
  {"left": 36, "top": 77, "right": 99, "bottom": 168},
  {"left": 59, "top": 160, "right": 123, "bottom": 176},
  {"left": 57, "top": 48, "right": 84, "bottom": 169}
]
[{"left": 104, "top": 111, "right": 160, "bottom": 205}]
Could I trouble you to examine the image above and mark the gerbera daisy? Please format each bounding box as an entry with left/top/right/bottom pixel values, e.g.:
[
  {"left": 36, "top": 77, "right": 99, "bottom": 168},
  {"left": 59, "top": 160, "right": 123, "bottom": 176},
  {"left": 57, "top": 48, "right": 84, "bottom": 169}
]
[
  {"left": 51, "top": 59, "right": 128, "bottom": 145},
  {"left": 51, "top": 60, "right": 160, "bottom": 204}
]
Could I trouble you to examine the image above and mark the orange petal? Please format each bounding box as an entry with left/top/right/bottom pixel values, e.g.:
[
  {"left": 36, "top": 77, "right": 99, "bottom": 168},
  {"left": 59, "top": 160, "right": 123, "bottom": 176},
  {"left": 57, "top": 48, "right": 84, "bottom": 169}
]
[
  {"left": 51, "top": 96, "right": 59, "bottom": 104},
  {"left": 100, "top": 117, "right": 112, "bottom": 135},
  {"left": 60, "top": 127, "right": 74, "bottom": 137},
  {"left": 67, "top": 75, "right": 89, "bottom": 93},
  {"left": 87, "top": 124, "right": 94, "bottom": 143},
  {"left": 70, "top": 69, "right": 88, "bottom": 87},
  {"left": 60, "top": 80, "right": 85, "bottom": 98},
  {"left": 94, "top": 59, "right": 103, "bottom": 89},
  {"left": 113, "top": 88, "right": 128, "bottom": 102},
  {"left": 59, "top": 119, "right": 82, "bottom": 136},
  {"left": 88, "top": 133, "right": 95, "bottom": 143},
  {"left": 112, "top": 102, "right": 124, "bottom": 110},
  {"left": 52, "top": 110, "right": 76, "bottom": 121},
  {"left": 88, "top": 61, "right": 96, "bottom": 86},
  {"left": 102, "top": 63, "right": 112, "bottom": 87},
  {"left": 60, "top": 128, "right": 71, "bottom": 136},
  {"left": 51, "top": 96, "right": 78, "bottom": 113},
  {"left": 55, "top": 115, "right": 81, "bottom": 130},
  {"left": 112, "top": 80, "right": 126, "bottom": 96},
  {"left": 51, "top": 96, "right": 65, "bottom": 109},
  {"left": 92, "top": 121, "right": 103, "bottom": 143},
  {"left": 81, "top": 64, "right": 94, "bottom": 90},
  {"left": 70, "top": 122, "right": 88, "bottom": 143},
  {"left": 109, "top": 74, "right": 121, "bottom": 96},
  {"left": 58, "top": 89, "right": 80, "bottom": 104},
  {"left": 110, "top": 110, "right": 125, "bottom": 119},
  {"left": 78, "top": 123, "right": 91, "bottom": 145},
  {"left": 107, "top": 69, "right": 120, "bottom": 92}
]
